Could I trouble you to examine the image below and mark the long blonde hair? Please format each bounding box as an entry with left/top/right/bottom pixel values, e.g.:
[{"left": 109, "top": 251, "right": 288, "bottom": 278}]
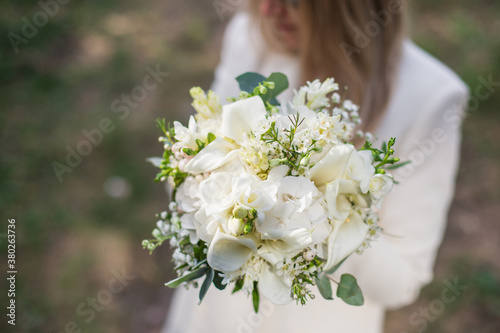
[{"left": 249, "top": 0, "right": 407, "bottom": 134}]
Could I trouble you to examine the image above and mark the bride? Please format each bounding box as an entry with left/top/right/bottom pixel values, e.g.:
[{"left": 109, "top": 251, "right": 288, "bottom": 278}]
[{"left": 162, "top": 0, "right": 469, "bottom": 332}]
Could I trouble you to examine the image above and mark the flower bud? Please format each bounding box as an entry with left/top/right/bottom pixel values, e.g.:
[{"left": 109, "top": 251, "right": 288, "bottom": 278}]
[
  {"left": 269, "top": 158, "right": 287, "bottom": 167},
  {"left": 248, "top": 209, "right": 257, "bottom": 220},
  {"left": 302, "top": 248, "right": 317, "bottom": 261},
  {"left": 244, "top": 220, "right": 253, "bottom": 234},
  {"left": 152, "top": 229, "right": 162, "bottom": 238},
  {"left": 300, "top": 155, "right": 310, "bottom": 166},
  {"left": 233, "top": 206, "right": 248, "bottom": 219},
  {"left": 229, "top": 217, "right": 245, "bottom": 235},
  {"left": 263, "top": 81, "right": 275, "bottom": 89},
  {"left": 311, "top": 145, "right": 323, "bottom": 153},
  {"left": 189, "top": 87, "right": 206, "bottom": 101}
]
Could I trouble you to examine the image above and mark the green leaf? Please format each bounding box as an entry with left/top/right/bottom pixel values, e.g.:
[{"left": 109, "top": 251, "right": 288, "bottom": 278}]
[
  {"left": 236, "top": 72, "right": 267, "bottom": 93},
  {"left": 236, "top": 72, "right": 289, "bottom": 106},
  {"left": 336, "top": 274, "right": 364, "bottom": 306},
  {"left": 199, "top": 268, "right": 214, "bottom": 304},
  {"left": 212, "top": 271, "right": 227, "bottom": 290},
  {"left": 165, "top": 266, "right": 209, "bottom": 288},
  {"left": 316, "top": 274, "right": 334, "bottom": 300},
  {"left": 232, "top": 278, "right": 244, "bottom": 294},
  {"left": 262, "top": 72, "right": 289, "bottom": 105},
  {"left": 324, "top": 257, "right": 347, "bottom": 275},
  {"left": 156, "top": 118, "right": 167, "bottom": 135},
  {"left": 381, "top": 141, "right": 388, "bottom": 153},
  {"left": 384, "top": 161, "right": 411, "bottom": 170},
  {"left": 252, "top": 281, "right": 260, "bottom": 313}
]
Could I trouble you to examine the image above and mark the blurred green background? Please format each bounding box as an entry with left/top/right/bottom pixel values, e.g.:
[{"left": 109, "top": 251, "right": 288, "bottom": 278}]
[{"left": 0, "top": 0, "right": 499, "bottom": 332}]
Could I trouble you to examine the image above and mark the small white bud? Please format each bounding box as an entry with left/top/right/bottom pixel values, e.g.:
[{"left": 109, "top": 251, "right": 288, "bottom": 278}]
[{"left": 228, "top": 217, "right": 245, "bottom": 236}]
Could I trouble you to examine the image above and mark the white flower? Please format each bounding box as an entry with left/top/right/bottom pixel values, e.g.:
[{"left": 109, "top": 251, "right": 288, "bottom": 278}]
[
  {"left": 190, "top": 87, "right": 222, "bottom": 120},
  {"left": 258, "top": 228, "right": 313, "bottom": 266},
  {"left": 258, "top": 175, "right": 330, "bottom": 244},
  {"left": 259, "top": 261, "right": 293, "bottom": 304},
  {"left": 360, "top": 173, "right": 393, "bottom": 201},
  {"left": 342, "top": 99, "right": 359, "bottom": 112},
  {"left": 207, "top": 229, "right": 258, "bottom": 272},
  {"left": 198, "top": 171, "right": 234, "bottom": 215},
  {"left": 346, "top": 149, "right": 375, "bottom": 183},
  {"left": 173, "top": 116, "right": 197, "bottom": 144},
  {"left": 220, "top": 96, "right": 267, "bottom": 141},
  {"left": 184, "top": 138, "right": 239, "bottom": 174},
  {"left": 293, "top": 78, "right": 339, "bottom": 110},
  {"left": 306, "top": 143, "right": 355, "bottom": 187},
  {"left": 175, "top": 177, "right": 201, "bottom": 213},
  {"left": 232, "top": 173, "right": 277, "bottom": 224},
  {"left": 324, "top": 211, "right": 369, "bottom": 271}
]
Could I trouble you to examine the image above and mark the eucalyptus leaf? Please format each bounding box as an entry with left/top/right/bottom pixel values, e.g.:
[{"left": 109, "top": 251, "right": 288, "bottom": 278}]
[
  {"left": 213, "top": 270, "right": 227, "bottom": 290},
  {"left": 252, "top": 281, "right": 260, "bottom": 313},
  {"left": 236, "top": 72, "right": 289, "bottom": 106},
  {"left": 316, "top": 274, "right": 333, "bottom": 300},
  {"left": 199, "top": 268, "right": 214, "bottom": 304},
  {"left": 336, "top": 274, "right": 364, "bottom": 306},
  {"left": 236, "top": 72, "right": 267, "bottom": 93},
  {"left": 165, "top": 266, "right": 209, "bottom": 288},
  {"left": 262, "top": 72, "right": 289, "bottom": 105}
]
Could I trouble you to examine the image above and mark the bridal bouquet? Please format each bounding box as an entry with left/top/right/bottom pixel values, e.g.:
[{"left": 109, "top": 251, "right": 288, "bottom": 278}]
[{"left": 143, "top": 72, "right": 403, "bottom": 312}]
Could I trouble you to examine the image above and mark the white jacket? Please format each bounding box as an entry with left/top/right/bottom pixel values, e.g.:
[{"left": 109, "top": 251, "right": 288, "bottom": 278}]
[{"left": 163, "top": 12, "right": 469, "bottom": 333}]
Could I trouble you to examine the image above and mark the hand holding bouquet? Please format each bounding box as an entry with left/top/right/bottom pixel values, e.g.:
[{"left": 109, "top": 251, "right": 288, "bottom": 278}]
[{"left": 143, "top": 72, "right": 403, "bottom": 312}]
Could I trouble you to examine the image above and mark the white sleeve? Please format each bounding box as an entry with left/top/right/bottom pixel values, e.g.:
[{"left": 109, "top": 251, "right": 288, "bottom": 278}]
[
  {"left": 338, "top": 82, "right": 469, "bottom": 309},
  {"left": 210, "top": 12, "right": 260, "bottom": 102}
]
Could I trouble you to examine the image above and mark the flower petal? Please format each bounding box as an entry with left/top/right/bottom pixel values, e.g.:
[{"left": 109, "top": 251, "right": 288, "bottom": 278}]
[
  {"left": 261, "top": 228, "right": 312, "bottom": 258},
  {"left": 306, "top": 144, "right": 354, "bottom": 187},
  {"left": 324, "top": 212, "right": 369, "bottom": 271},
  {"left": 207, "top": 229, "right": 257, "bottom": 272},
  {"left": 259, "top": 262, "right": 293, "bottom": 304},
  {"left": 220, "top": 96, "right": 267, "bottom": 141},
  {"left": 184, "top": 138, "right": 239, "bottom": 174},
  {"left": 325, "top": 181, "right": 352, "bottom": 221}
]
